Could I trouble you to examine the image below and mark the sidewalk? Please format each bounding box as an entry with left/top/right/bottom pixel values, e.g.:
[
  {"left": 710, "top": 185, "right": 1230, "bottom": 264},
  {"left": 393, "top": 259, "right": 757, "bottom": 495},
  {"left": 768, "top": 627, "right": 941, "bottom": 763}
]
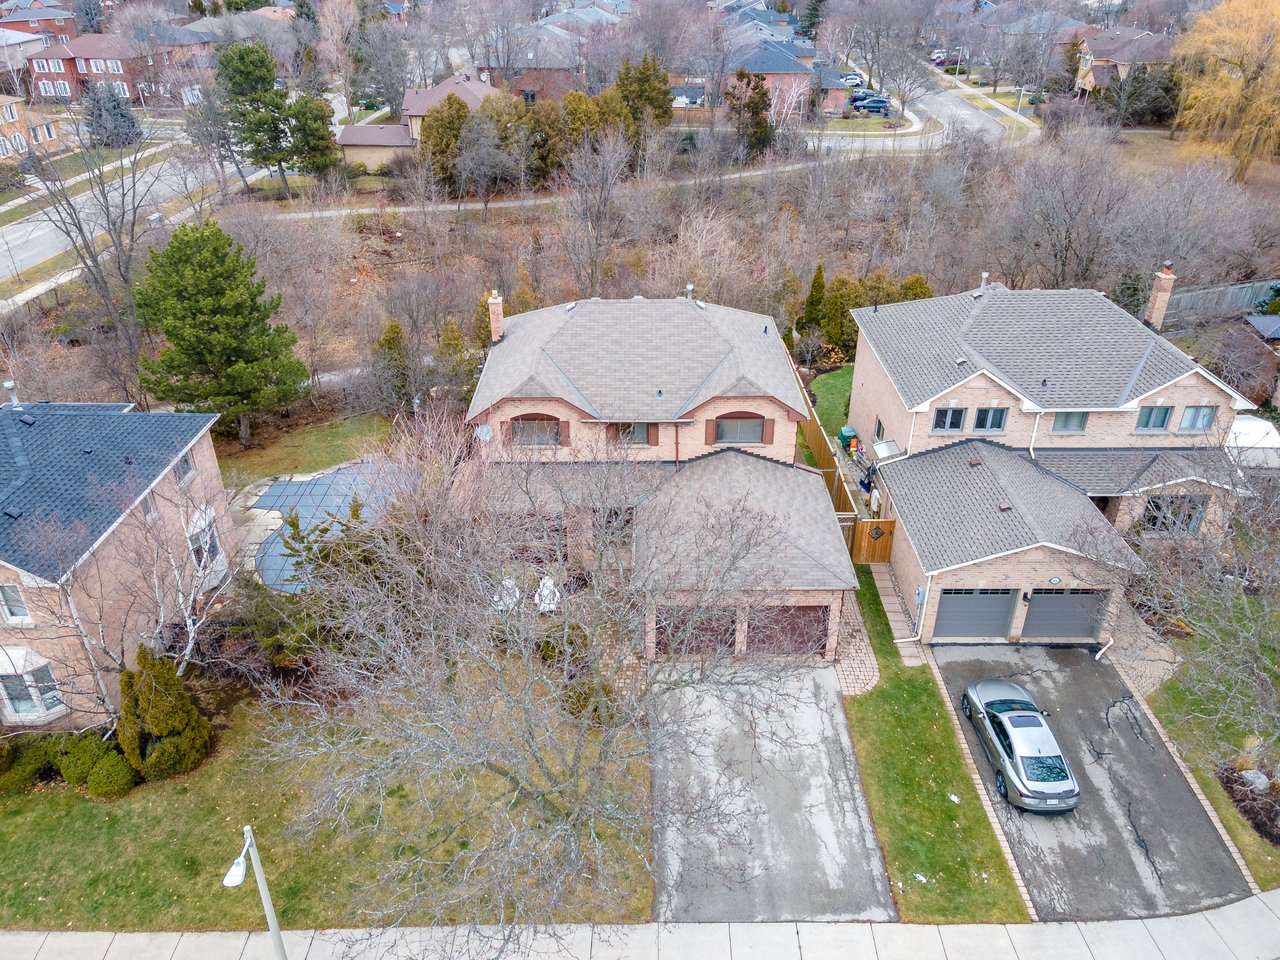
[
  {"left": 7, "top": 890, "right": 1280, "bottom": 959},
  {"left": 0, "top": 142, "right": 172, "bottom": 216}
]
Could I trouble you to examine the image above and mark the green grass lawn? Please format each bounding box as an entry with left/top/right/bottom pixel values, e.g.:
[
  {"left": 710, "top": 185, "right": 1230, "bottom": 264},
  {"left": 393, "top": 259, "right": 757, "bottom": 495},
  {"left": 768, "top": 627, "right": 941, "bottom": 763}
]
[
  {"left": 219, "top": 415, "right": 390, "bottom": 482},
  {"left": 843, "top": 565, "right": 1029, "bottom": 923},
  {"left": 810, "top": 366, "right": 853, "bottom": 437},
  {"left": 823, "top": 116, "right": 912, "bottom": 134}
]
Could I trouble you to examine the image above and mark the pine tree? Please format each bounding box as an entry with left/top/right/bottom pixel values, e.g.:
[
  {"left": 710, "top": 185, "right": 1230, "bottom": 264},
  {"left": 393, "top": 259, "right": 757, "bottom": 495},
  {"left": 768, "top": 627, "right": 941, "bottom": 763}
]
[
  {"left": 799, "top": 0, "right": 826, "bottom": 38},
  {"left": 822, "top": 274, "right": 858, "bottom": 357},
  {"left": 138, "top": 223, "right": 309, "bottom": 445},
  {"left": 723, "top": 69, "right": 773, "bottom": 158},
  {"left": 287, "top": 93, "right": 339, "bottom": 176},
  {"left": 418, "top": 93, "right": 471, "bottom": 190},
  {"left": 372, "top": 321, "right": 411, "bottom": 409},
  {"left": 614, "top": 55, "right": 673, "bottom": 142},
  {"left": 83, "top": 81, "right": 141, "bottom": 149},
  {"left": 801, "top": 264, "right": 826, "bottom": 331}
]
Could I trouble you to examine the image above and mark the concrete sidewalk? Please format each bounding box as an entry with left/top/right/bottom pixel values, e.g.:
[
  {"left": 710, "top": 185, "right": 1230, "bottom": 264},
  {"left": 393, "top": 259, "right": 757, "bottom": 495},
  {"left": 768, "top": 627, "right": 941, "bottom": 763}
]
[{"left": 7, "top": 890, "right": 1280, "bottom": 959}]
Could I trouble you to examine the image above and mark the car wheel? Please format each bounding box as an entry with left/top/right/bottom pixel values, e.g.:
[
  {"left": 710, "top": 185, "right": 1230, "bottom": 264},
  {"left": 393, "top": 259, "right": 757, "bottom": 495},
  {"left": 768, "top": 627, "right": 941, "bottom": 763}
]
[
  {"left": 995, "top": 771, "right": 1008, "bottom": 800},
  {"left": 961, "top": 693, "right": 972, "bottom": 719}
]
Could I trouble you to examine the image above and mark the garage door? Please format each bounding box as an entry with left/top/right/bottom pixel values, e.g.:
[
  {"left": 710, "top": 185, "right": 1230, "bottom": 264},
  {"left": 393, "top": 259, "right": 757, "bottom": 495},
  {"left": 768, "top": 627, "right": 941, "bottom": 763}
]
[
  {"left": 934, "top": 589, "right": 1017, "bottom": 639},
  {"left": 1023, "top": 589, "right": 1104, "bottom": 639},
  {"left": 655, "top": 607, "right": 736, "bottom": 655},
  {"left": 748, "top": 605, "right": 829, "bottom": 655}
]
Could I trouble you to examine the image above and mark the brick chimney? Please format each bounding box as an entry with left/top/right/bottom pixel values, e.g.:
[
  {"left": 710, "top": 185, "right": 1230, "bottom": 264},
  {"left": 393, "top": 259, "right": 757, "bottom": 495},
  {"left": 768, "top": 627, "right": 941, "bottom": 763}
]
[
  {"left": 488, "top": 290, "right": 504, "bottom": 343},
  {"left": 1145, "top": 261, "right": 1177, "bottom": 331}
]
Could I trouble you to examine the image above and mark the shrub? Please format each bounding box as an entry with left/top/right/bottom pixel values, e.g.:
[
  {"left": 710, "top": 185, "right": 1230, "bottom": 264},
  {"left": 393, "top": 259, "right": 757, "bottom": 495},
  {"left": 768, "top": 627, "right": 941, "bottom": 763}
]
[
  {"left": 346, "top": 161, "right": 368, "bottom": 179},
  {"left": 118, "top": 647, "right": 211, "bottom": 781},
  {"left": 86, "top": 749, "right": 137, "bottom": 800},
  {"left": 539, "top": 623, "right": 589, "bottom": 667},
  {"left": 0, "top": 162, "right": 25, "bottom": 190},
  {"left": 373, "top": 162, "right": 393, "bottom": 177},
  {"left": 55, "top": 731, "right": 111, "bottom": 786},
  {"left": 0, "top": 734, "right": 14, "bottom": 774},
  {"left": 564, "top": 678, "right": 616, "bottom": 725},
  {"left": 0, "top": 734, "right": 59, "bottom": 792}
]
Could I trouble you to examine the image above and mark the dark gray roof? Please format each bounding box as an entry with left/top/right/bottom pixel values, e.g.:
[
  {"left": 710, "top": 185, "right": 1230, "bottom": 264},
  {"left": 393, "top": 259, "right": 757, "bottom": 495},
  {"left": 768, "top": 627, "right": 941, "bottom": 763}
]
[
  {"left": 878, "top": 440, "right": 1137, "bottom": 573},
  {"left": 467, "top": 297, "right": 807, "bottom": 423},
  {"left": 0, "top": 403, "right": 216, "bottom": 582},
  {"left": 731, "top": 42, "right": 810, "bottom": 75},
  {"left": 1025, "top": 447, "right": 1242, "bottom": 497},
  {"left": 855, "top": 286, "right": 1215, "bottom": 410},
  {"left": 1246, "top": 314, "right": 1280, "bottom": 340}
]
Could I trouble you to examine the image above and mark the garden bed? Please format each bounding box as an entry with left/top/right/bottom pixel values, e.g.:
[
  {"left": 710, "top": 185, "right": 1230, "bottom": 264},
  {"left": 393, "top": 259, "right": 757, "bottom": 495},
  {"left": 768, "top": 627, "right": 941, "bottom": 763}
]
[{"left": 1218, "top": 766, "right": 1280, "bottom": 846}]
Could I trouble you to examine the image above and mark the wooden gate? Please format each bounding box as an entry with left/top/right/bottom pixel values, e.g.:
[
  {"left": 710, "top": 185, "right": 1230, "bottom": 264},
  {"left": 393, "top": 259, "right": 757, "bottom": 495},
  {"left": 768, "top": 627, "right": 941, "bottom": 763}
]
[{"left": 851, "top": 517, "right": 895, "bottom": 564}]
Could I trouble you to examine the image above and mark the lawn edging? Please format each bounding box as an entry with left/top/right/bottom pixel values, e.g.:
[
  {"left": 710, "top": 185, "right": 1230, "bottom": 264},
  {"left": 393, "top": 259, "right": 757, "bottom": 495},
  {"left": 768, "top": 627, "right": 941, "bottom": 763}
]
[{"left": 843, "top": 564, "right": 1030, "bottom": 924}]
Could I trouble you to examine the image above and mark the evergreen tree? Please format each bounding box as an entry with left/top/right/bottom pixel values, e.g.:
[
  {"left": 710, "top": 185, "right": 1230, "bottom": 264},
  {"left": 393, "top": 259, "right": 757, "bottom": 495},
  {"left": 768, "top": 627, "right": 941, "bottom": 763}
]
[
  {"left": 1110, "top": 269, "right": 1149, "bottom": 317},
  {"left": 562, "top": 90, "right": 601, "bottom": 148},
  {"left": 799, "top": 0, "right": 826, "bottom": 38},
  {"left": 287, "top": 94, "right": 340, "bottom": 176},
  {"left": 418, "top": 93, "right": 470, "bottom": 189},
  {"left": 83, "top": 82, "right": 141, "bottom": 149},
  {"left": 72, "top": 0, "right": 102, "bottom": 32},
  {"left": 614, "top": 55, "right": 673, "bottom": 142},
  {"left": 801, "top": 263, "right": 825, "bottom": 331},
  {"left": 372, "top": 321, "right": 411, "bottom": 409},
  {"left": 723, "top": 69, "right": 773, "bottom": 157},
  {"left": 822, "top": 274, "right": 858, "bottom": 357},
  {"left": 138, "top": 223, "right": 309, "bottom": 445},
  {"left": 117, "top": 647, "right": 211, "bottom": 782}
]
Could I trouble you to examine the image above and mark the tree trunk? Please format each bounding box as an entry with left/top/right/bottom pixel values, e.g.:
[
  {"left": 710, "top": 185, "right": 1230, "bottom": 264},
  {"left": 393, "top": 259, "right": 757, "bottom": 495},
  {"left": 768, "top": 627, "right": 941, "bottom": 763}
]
[
  {"left": 276, "top": 160, "right": 291, "bottom": 197},
  {"left": 238, "top": 413, "right": 252, "bottom": 446}
]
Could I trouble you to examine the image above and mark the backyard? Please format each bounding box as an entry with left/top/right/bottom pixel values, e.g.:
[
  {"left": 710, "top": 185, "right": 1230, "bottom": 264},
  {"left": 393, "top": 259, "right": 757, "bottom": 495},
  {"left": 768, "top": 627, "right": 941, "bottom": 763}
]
[
  {"left": 810, "top": 365, "right": 853, "bottom": 437},
  {"left": 218, "top": 414, "right": 389, "bottom": 483},
  {"left": 843, "top": 565, "right": 1028, "bottom": 924}
]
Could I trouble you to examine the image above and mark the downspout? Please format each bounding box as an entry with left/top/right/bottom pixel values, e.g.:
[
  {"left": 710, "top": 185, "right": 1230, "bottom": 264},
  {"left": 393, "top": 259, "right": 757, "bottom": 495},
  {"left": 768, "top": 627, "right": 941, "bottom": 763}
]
[
  {"left": 674, "top": 421, "right": 680, "bottom": 468},
  {"left": 907, "top": 411, "right": 916, "bottom": 454},
  {"left": 66, "top": 588, "right": 117, "bottom": 722},
  {"left": 1028, "top": 412, "right": 1043, "bottom": 458},
  {"left": 900, "top": 573, "right": 933, "bottom": 644}
]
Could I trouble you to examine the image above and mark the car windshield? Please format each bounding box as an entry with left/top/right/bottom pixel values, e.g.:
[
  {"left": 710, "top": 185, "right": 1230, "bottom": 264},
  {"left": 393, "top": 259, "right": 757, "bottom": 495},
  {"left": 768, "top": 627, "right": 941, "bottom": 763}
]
[
  {"left": 1022, "top": 754, "right": 1070, "bottom": 783},
  {"left": 985, "top": 698, "right": 1036, "bottom": 714}
]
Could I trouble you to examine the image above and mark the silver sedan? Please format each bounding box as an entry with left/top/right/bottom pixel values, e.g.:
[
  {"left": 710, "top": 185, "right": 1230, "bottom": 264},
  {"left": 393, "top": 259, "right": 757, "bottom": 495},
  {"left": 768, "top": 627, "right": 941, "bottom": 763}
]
[{"left": 961, "top": 678, "right": 1081, "bottom": 813}]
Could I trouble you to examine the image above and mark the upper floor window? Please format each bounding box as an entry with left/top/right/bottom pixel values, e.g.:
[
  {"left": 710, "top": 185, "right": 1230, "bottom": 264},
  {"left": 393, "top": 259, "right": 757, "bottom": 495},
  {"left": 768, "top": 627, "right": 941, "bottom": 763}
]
[
  {"left": 1179, "top": 406, "right": 1217, "bottom": 432},
  {"left": 173, "top": 450, "right": 195, "bottom": 482},
  {"left": 715, "top": 417, "right": 764, "bottom": 444},
  {"left": 973, "top": 408, "right": 1007, "bottom": 432},
  {"left": 874, "top": 418, "right": 885, "bottom": 442},
  {"left": 49, "top": 58, "right": 63, "bottom": 72},
  {"left": 189, "top": 521, "right": 222, "bottom": 570},
  {"left": 1, "top": 103, "right": 16, "bottom": 122},
  {"left": 89, "top": 58, "right": 104, "bottom": 73},
  {"left": 510, "top": 417, "right": 560, "bottom": 446},
  {"left": 29, "top": 125, "right": 40, "bottom": 143},
  {"left": 0, "top": 584, "right": 29, "bottom": 623},
  {"left": 1136, "top": 405, "right": 1172, "bottom": 431},
  {"left": 0, "top": 650, "right": 62, "bottom": 722},
  {"left": 932, "top": 407, "right": 965, "bottom": 432},
  {"left": 1053, "top": 411, "right": 1088, "bottom": 433},
  {"left": 1141, "top": 495, "right": 1207, "bottom": 536},
  {"left": 140, "top": 491, "right": 156, "bottom": 522},
  {"left": 106, "top": 59, "right": 122, "bottom": 74},
  {"left": 615, "top": 422, "right": 651, "bottom": 445},
  {"left": 75, "top": 57, "right": 85, "bottom": 72},
  {"left": 31, "top": 57, "right": 47, "bottom": 72}
]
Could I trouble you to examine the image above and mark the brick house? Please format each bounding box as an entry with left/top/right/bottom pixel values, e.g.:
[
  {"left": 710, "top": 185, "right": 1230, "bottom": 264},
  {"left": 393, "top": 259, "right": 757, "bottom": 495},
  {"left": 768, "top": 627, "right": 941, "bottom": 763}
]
[
  {"left": 338, "top": 74, "right": 496, "bottom": 168},
  {"left": 27, "top": 30, "right": 211, "bottom": 104},
  {"left": 476, "top": 24, "right": 585, "bottom": 104},
  {"left": 0, "top": 4, "right": 75, "bottom": 43},
  {"left": 846, "top": 272, "right": 1252, "bottom": 644},
  {"left": 0, "top": 92, "right": 59, "bottom": 160},
  {"left": 0, "top": 398, "right": 233, "bottom": 730},
  {"left": 1073, "top": 26, "right": 1173, "bottom": 94},
  {"left": 465, "top": 294, "right": 857, "bottom": 658}
]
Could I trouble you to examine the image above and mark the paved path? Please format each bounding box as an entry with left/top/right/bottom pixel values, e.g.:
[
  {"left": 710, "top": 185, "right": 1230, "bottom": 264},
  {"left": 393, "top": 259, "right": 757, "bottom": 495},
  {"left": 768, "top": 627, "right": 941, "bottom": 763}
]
[{"left": 8, "top": 890, "right": 1280, "bottom": 958}]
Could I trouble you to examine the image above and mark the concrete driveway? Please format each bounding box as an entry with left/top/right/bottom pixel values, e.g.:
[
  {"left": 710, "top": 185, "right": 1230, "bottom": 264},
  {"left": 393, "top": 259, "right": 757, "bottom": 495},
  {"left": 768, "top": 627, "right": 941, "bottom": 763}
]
[
  {"left": 933, "top": 645, "right": 1250, "bottom": 921},
  {"left": 653, "top": 666, "right": 896, "bottom": 923}
]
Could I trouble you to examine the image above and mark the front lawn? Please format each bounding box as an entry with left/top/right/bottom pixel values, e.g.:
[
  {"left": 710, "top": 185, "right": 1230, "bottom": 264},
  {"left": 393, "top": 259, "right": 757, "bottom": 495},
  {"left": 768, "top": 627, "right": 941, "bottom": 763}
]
[
  {"left": 219, "top": 414, "right": 389, "bottom": 482},
  {"left": 843, "top": 565, "right": 1028, "bottom": 923},
  {"left": 810, "top": 365, "right": 853, "bottom": 437}
]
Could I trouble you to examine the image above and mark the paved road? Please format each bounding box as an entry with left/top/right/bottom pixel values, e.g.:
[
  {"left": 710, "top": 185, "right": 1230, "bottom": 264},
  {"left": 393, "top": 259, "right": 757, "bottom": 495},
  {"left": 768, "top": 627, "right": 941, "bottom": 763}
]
[
  {"left": 917, "top": 86, "right": 1005, "bottom": 139},
  {"left": 653, "top": 666, "right": 895, "bottom": 922},
  {"left": 934, "top": 645, "right": 1249, "bottom": 922}
]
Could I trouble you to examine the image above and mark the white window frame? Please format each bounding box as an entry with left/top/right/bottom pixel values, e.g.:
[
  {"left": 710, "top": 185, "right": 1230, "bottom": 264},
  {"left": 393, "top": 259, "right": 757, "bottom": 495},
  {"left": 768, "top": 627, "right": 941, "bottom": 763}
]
[
  {"left": 56, "top": 33, "right": 67, "bottom": 43},
  {"left": 10, "top": 132, "right": 25, "bottom": 152},
  {"left": 75, "top": 57, "right": 85, "bottom": 72},
  {"left": 173, "top": 449, "right": 195, "bottom": 483},
  {"left": 112, "top": 80, "right": 128, "bottom": 98},
  {"left": 140, "top": 491, "right": 157, "bottom": 522},
  {"left": 28, "top": 124, "right": 40, "bottom": 143},
  {"left": 1052, "top": 411, "right": 1089, "bottom": 433},
  {"left": 49, "top": 58, "right": 63, "bottom": 73},
  {"left": 0, "top": 648, "right": 65, "bottom": 724},
  {"left": 0, "top": 137, "right": 11, "bottom": 158},
  {"left": 1, "top": 103, "right": 15, "bottom": 122},
  {"left": 0, "top": 583, "right": 31, "bottom": 624},
  {"left": 53, "top": 80, "right": 68, "bottom": 97},
  {"left": 89, "top": 58, "right": 104, "bottom": 73},
  {"left": 31, "top": 57, "right": 46, "bottom": 72},
  {"left": 106, "top": 59, "right": 123, "bottom": 74}
]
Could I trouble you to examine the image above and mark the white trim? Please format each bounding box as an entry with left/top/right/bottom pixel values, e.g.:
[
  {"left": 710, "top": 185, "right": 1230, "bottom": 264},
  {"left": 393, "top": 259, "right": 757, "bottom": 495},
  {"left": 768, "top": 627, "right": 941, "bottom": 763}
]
[
  {"left": 1123, "top": 369, "right": 1254, "bottom": 412},
  {"left": 907, "top": 366, "right": 1040, "bottom": 414},
  {"left": 924, "top": 540, "right": 1137, "bottom": 576},
  {"left": 1125, "top": 474, "right": 1236, "bottom": 495}
]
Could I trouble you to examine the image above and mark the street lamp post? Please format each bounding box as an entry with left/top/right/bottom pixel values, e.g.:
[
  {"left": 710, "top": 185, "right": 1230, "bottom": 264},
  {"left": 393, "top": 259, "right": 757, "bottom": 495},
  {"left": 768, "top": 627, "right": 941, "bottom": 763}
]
[{"left": 223, "top": 824, "right": 289, "bottom": 960}]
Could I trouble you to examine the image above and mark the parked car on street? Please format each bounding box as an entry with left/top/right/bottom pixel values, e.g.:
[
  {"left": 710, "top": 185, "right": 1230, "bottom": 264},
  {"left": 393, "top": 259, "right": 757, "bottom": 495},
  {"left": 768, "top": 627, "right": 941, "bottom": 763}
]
[
  {"left": 849, "top": 88, "right": 880, "bottom": 103},
  {"left": 840, "top": 71, "right": 866, "bottom": 85},
  {"left": 961, "top": 678, "right": 1081, "bottom": 812}
]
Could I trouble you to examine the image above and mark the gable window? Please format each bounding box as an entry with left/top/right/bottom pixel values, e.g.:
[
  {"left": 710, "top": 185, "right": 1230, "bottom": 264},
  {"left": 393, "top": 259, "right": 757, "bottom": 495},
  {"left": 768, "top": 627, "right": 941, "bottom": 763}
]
[
  {"left": 1, "top": 104, "right": 15, "bottom": 122},
  {"left": 1179, "top": 405, "right": 1217, "bottom": 432},
  {"left": 140, "top": 492, "right": 156, "bottom": 521},
  {"left": 0, "top": 650, "right": 62, "bottom": 722},
  {"left": 1141, "top": 495, "right": 1208, "bottom": 536},
  {"left": 932, "top": 407, "right": 965, "bottom": 432},
  {"left": 173, "top": 450, "right": 195, "bottom": 483},
  {"left": 0, "top": 584, "right": 29, "bottom": 623},
  {"left": 1053, "top": 411, "right": 1088, "bottom": 433},
  {"left": 510, "top": 416, "right": 561, "bottom": 446},
  {"left": 714, "top": 416, "right": 765, "bottom": 444},
  {"left": 1136, "top": 405, "right": 1172, "bottom": 431},
  {"left": 973, "top": 407, "right": 1007, "bottom": 432}
]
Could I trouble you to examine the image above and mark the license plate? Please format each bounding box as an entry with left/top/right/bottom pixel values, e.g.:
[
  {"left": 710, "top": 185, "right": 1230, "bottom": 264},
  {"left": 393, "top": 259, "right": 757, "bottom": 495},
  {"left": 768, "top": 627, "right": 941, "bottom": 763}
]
[{"left": 1045, "top": 799, "right": 1059, "bottom": 806}]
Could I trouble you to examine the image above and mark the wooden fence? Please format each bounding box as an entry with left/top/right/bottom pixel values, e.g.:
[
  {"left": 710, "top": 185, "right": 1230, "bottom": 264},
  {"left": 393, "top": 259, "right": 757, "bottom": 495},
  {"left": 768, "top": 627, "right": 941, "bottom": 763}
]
[{"left": 793, "top": 365, "right": 895, "bottom": 563}]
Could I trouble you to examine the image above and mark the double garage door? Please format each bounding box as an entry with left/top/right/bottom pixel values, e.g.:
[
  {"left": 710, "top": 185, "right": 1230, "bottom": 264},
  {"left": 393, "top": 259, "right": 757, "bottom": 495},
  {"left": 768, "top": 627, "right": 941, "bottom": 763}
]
[
  {"left": 655, "top": 605, "right": 829, "bottom": 655},
  {"left": 933, "top": 588, "right": 1103, "bottom": 640}
]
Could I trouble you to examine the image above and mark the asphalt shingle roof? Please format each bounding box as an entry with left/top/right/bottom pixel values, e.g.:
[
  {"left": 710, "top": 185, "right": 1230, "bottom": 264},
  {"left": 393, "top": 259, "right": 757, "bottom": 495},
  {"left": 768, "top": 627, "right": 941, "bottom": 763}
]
[
  {"left": 0, "top": 403, "right": 215, "bottom": 582},
  {"left": 878, "top": 440, "right": 1137, "bottom": 574},
  {"left": 1025, "top": 447, "right": 1241, "bottom": 497},
  {"left": 467, "top": 298, "right": 807, "bottom": 423},
  {"left": 1246, "top": 314, "right": 1280, "bottom": 340},
  {"left": 854, "top": 286, "right": 1203, "bottom": 410}
]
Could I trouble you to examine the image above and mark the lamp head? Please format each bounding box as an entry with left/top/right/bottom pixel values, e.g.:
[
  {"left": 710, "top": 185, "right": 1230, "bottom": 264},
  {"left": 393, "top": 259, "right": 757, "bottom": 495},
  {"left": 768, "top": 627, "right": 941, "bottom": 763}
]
[{"left": 223, "top": 855, "right": 246, "bottom": 888}]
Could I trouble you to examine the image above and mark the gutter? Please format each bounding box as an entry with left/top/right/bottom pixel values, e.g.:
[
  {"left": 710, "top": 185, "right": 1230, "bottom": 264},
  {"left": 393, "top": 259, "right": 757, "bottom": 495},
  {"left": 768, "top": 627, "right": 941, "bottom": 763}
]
[{"left": 1028, "top": 411, "right": 1043, "bottom": 458}]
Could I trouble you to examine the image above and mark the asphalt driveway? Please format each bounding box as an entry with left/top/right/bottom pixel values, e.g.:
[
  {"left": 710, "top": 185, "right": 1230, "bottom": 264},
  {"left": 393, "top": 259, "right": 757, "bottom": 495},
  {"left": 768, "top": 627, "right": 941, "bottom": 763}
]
[
  {"left": 653, "top": 666, "right": 896, "bottom": 922},
  {"left": 933, "top": 644, "right": 1249, "bottom": 921}
]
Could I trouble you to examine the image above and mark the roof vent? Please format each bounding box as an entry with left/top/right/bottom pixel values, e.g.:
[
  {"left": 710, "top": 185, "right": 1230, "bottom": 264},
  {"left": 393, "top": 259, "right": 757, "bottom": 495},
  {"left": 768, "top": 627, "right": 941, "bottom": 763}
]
[
  {"left": 123, "top": 454, "right": 134, "bottom": 465},
  {"left": 17, "top": 414, "right": 34, "bottom": 426},
  {"left": 763, "top": 324, "right": 769, "bottom": 335},
  {"left": 632, "top": 294, "right": 644, "bottom": 300},
  {"left": 1040, "top": 378, "right": 1048, "bottom": 388},
  {"left": 657, "top": 388, "right": 664, "bottom": 399},
  {"left": 3, "top": 506, "right": 20, "bottom": 519},
  {"left": 82, "top": 446, "right": 93, "bottom": 454},
  {"left": 997, "top": 501, "right": 1014, "bottom": 512},
  {"left": 565, "top": 302, "right": 577, "bottom": 313},
  {"left": 968, "top": 457, "right": 982, "bottom": 468},
  {"left": 956, "top": 357, "right": 968, "bottom": 366},
  {"left": 972, "top": 290, "right": 984, "bottom": 300}
]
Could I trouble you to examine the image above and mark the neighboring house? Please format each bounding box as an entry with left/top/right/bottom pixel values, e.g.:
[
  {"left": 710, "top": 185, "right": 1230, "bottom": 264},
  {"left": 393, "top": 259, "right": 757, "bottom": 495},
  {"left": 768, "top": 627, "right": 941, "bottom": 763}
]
[
  {"left": 727, "top": 41, "right": 814, "bottom": 122},
  {"left": 465, "top": 294, "right": 857, "bottom": 658},
  {"left": 0, "top": 25, "right": 48, "bottom": 88},
  {"left": 0, "top": 397, "right": 233, "bottom": 731},
  {"left": 1244, "top": 313, "right": 1280, "bottom": 406},
  {"left": 846, "top": 271, "right": 1253, "bottom": 644},
  {"left": 338, "top": 74, "right": 496, "bottom": 168},
  {"left": 0, "top": 92, "right": 59, "bottom": 160},
  {"left": 0, "top": 4, "right": 74, "bottom": 43},
  {"left": 27, "top": 31, "right": 211, "bottom": 104},
  {"left": 476, "top": 24, "right": 585, "bottom": 104},
  {"left": 1074, "top": 25, "right": 1172, "bottom": 94}
]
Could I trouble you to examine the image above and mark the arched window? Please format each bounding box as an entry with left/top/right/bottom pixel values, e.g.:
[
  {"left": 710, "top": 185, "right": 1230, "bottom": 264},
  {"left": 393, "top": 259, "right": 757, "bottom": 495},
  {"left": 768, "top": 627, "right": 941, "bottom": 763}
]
[
  {"left": 708, "top": 411, "right": 772, "bottom": 445},
  {"left": 507, "top": 413, "right": 563, "bottom": 447}
]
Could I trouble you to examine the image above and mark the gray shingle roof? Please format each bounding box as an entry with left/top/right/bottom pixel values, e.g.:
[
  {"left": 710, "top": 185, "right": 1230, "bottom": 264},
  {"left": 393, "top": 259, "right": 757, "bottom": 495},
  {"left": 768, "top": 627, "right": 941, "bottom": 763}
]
[
  {"left": 854, "top": 286, "right": 1207, "bottom": 410},
  {"left": 467, "top": 298, "right": 806, "bottom": 423},
  {"left": 0, "top": 403, "right": 216, "bottom": 582},
  {"left": 1025, "top": 447, "right": 1241, "bottom": 497},
  {"left": 878, "top": 440, "right": 1137, "bottom": 574},
  {"left": 1246, "top": 314, "right": 1280, "bottom": 340}
]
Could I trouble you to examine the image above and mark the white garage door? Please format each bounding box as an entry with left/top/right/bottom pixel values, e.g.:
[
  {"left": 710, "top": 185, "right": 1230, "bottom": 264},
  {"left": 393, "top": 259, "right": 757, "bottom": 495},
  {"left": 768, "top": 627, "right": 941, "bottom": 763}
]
[
  {"left": 1023, "top": 589, "right": 1104, "bottom": 639},
  {"left": 933, "top": 588, "right": 1017, "bottom": 639}
]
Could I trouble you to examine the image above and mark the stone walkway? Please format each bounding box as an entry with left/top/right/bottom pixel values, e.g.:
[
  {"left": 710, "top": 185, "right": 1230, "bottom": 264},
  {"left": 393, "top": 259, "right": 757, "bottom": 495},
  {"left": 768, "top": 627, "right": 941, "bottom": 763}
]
[
  {"left": 833, "top": 591, "right": 878, "bottom": 695},
  {"left": 9, "top": 889, "right": 1280, "bottom": 959},
  {"left": 868, "top": 564, "right": 925, "bottom": 666}
]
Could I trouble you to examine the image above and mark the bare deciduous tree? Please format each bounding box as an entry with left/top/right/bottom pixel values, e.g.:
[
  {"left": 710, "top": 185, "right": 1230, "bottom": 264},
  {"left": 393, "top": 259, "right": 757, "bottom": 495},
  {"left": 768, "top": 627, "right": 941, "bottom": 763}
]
[{"left": 556, "top": 130, "right": 630, "bottom": 298}]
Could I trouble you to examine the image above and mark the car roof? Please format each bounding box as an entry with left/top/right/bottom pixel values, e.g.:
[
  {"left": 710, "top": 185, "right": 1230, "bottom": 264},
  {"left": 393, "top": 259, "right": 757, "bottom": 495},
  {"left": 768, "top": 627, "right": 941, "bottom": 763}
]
[
  {"left": 973, "top": 677, "right": 1034, "bottom": 705},
  {"left": 1005, "top": 712, "right": 1063, "bottom": 757}
]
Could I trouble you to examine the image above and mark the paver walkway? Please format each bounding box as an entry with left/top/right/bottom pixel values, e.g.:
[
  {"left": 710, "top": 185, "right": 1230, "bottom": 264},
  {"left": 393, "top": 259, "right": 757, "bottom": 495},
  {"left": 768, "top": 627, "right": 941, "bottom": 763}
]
[
  {"left": 868, "top": 564, "right": 925, "bottom": 666},
  {"left": 9, "top": 889, "right": 1280, "bottom": 959}
]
